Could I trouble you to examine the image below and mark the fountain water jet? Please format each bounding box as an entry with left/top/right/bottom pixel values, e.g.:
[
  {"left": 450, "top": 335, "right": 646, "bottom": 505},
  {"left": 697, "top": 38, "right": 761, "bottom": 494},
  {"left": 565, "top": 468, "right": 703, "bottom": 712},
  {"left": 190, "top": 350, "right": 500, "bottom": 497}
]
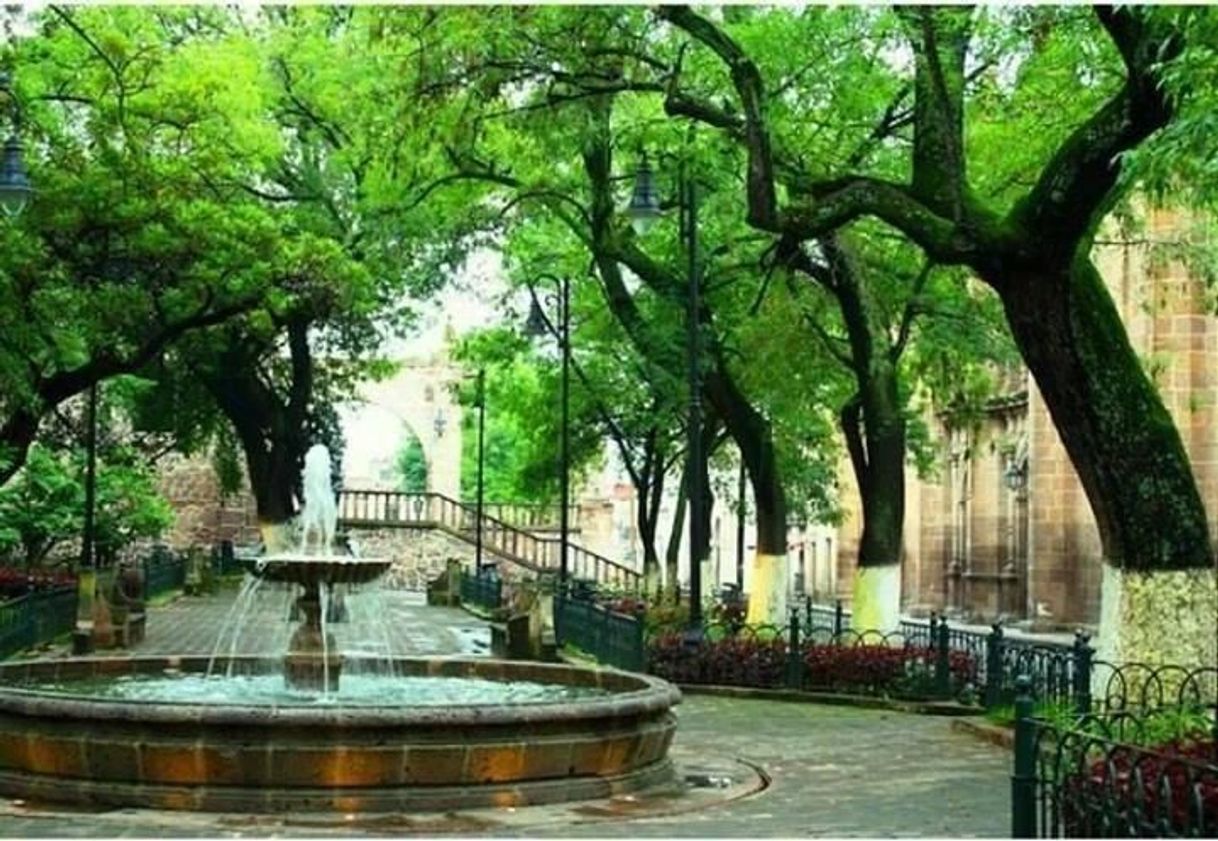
[{"left": 253, "top": 443, "right": 390, "bottom": 693}]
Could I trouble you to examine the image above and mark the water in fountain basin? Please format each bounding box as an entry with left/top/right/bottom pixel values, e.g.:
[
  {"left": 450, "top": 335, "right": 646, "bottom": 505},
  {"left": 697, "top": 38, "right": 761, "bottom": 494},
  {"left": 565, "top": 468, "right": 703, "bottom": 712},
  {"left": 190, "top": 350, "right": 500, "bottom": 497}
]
[{"left": 18, "top": 672, "right": 611, "bottom": 706}]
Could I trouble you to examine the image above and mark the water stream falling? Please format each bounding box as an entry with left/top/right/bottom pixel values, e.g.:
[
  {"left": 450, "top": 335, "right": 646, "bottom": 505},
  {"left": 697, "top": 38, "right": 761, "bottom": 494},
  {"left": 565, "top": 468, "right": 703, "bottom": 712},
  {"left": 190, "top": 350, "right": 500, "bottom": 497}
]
[
  {"left": 371, "top": 587, "right": 399, "bottom": 678},
  {"left": 206, "top": 573, "right": 262, "bottom": 678},
  {"left": 320, "top": 581, "right": 331, "bottom": 696},
  {"left": 225, "top": 576, "right": 266, "bottom": 678}
]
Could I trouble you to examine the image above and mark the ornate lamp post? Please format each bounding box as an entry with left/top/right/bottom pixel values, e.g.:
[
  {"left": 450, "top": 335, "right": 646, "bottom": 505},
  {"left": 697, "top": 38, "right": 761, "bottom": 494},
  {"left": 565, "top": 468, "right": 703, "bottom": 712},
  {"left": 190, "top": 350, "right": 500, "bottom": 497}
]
[
  {"left": 524, "top": 275, "right": 571, "bottom": 585},
  {"left": 0, "top": 73, "right": 31, "bottom": 217},
  {"left": 474, "top": 369, "right": 486, "bottom": 574},
  {"left": 627, "top": 142, "right": 705, "bottom": 630}
]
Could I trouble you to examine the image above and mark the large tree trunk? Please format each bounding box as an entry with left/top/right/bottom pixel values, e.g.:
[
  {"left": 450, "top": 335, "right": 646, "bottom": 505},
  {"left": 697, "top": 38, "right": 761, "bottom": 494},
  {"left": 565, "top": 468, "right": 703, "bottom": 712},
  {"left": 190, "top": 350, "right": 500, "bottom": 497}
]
[
  {"left": 704, "top": 364, "right": 788, "bottom": 625},
  {"left": 827, "top": 240, "right": 907, "bottom": 634},
  {"left": 840, "top": 375, "right": 906, "bottom": 635},
  {"left": 999, "top": 253, "right": 1215, "bottom": 667},
  {"left": 194, "top": 317, "right": 315, "bottom": 553}
]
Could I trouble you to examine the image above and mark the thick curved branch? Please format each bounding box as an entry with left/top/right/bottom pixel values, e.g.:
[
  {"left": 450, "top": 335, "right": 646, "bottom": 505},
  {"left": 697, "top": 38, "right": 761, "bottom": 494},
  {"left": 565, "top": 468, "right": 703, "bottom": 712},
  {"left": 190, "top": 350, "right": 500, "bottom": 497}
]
[
  {"left": 1009, "top": 7, "right": 1179, "bottom": 251},
  {"left": 658, "top": 5, "right": 779, "bottom": 231}
]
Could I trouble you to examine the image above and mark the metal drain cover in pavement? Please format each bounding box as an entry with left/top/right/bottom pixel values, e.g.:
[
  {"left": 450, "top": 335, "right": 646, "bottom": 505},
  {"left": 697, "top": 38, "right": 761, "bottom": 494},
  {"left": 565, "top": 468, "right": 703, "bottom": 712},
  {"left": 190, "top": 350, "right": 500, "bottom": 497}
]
[{"left": 684, "top": 772, "right": 733, "bottom": 789}]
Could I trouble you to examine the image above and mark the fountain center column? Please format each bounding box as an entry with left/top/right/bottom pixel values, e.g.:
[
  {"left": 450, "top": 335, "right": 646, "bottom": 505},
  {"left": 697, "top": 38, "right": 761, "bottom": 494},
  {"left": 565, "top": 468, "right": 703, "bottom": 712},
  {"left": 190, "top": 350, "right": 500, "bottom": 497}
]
[{"left": 284, "top": 580, "right": 340, "bottom": 692}]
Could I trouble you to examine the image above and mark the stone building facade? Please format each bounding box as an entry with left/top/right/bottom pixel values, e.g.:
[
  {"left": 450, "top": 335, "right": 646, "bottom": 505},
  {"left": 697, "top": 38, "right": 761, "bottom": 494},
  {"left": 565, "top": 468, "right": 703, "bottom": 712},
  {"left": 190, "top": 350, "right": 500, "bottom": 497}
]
[{"left": 816, "top": 209, "right": 1218, "bottom": 630}]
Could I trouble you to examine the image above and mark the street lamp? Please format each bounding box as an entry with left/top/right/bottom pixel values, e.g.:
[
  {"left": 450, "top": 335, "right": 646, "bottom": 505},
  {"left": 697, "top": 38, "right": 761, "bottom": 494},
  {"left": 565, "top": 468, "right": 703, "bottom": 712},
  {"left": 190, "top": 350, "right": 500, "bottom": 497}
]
[
  {"left": 1004, "top": 458, "right": 1028, "bottom": 493},
  {"left": 0, "top": 73, "right": 31, "bottom": 217},
  {"left": 474, "top": 369, "right": 486, "bottom": 574},
  {"left": 626, "top": 152, "right": 662, "bottom": 235},
  {"left": 628, "top": 141, "right": 705, "bottom": 631},
  {"left": 523, "top": 274, "right": 571, "bottom": 585}
]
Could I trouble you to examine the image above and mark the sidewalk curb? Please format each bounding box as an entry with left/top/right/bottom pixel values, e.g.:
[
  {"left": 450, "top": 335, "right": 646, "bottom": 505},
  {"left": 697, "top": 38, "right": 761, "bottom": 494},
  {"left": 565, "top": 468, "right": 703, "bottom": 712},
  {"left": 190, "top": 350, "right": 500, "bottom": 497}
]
[
  {"left": 950, "top": 718, "right": 1015, "bottom": 750},
  {"left": 674, "top": 683, "right": 982, "bottom": 716}
]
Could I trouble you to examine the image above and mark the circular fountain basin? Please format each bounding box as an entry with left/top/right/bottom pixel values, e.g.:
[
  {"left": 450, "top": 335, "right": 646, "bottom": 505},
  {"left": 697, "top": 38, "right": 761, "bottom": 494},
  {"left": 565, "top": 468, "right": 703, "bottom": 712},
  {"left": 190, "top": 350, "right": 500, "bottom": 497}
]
[
  {"left": 0, "top": 656, "right": 680, "bottom": 812},
  {"left": 249, "top": 554, "right": 392, "bottom": 586}
]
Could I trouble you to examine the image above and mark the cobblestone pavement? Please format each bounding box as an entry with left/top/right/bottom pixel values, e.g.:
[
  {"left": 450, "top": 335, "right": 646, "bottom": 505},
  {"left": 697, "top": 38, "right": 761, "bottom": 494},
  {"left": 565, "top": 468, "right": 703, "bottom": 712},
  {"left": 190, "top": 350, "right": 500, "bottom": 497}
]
[
  {"left": 27, "top": 586, "right": 492, "bottom": 661},
  {"left": 0, "top": 590, "right": 1011, "bottom": 837}
]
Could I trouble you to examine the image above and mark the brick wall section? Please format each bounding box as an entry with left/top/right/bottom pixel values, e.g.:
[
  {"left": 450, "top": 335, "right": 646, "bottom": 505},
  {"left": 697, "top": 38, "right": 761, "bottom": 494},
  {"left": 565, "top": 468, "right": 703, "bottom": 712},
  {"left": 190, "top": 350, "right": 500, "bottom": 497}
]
[{"left": 156, "top": 456, "right": 260, "bottom": 550}]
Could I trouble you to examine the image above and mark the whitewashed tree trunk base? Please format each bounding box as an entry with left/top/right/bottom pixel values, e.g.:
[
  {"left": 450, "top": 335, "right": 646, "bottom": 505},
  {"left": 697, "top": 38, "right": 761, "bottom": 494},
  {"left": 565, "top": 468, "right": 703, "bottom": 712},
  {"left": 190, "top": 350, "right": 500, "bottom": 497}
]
[
  {"left": 851, "top": 564, "right": 901, "bottom": 635},
  {"left": 745, "top": 553, "right": 789, "bottom": 626},
  {"left": 259, "top": 520, "right": 296, "bottom": 555},
  {"left": 1092, "top": 565, "right": 1217, "bottom": 707},
  {"left": 1095, "top": 565, "right": 1217, "bottom": 667}
]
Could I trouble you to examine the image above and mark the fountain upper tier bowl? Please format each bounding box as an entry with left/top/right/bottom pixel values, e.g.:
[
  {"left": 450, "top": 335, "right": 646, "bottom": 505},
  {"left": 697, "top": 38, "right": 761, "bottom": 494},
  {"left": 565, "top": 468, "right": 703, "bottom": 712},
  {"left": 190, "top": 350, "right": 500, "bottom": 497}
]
[
  {"left": 0, "top": 656, "right": 680, "bottom": 812},
  {"left": 248, "top": 553, "right": 392, "bottom": 586}
]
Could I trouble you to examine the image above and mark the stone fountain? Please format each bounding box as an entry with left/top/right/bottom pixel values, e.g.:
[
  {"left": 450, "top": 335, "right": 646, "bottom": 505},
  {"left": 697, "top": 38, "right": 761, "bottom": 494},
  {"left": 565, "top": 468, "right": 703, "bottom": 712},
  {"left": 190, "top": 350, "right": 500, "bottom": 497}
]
[
  {"left": 254, "top": 444, "right": 390, "bottom": 692},
  {"left": 0, "top": 442, "right": 681, "bottom": 813}
]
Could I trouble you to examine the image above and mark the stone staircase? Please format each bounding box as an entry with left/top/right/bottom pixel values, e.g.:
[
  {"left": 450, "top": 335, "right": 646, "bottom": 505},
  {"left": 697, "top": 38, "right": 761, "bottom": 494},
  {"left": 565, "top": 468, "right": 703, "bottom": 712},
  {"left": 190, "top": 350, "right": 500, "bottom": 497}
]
[{"left": 338, "top": 490, "right": 641, "bottom": 592}]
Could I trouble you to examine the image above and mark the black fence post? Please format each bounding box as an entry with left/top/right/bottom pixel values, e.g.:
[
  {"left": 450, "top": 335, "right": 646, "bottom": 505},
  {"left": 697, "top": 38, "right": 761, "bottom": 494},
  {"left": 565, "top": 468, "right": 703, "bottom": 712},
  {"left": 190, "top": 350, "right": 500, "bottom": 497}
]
[
  {"left": 804, "top": 594, "right": 812, "bottom": 630},
  {"left": 786, "top": 609, "right": 802, "bottom": 689},
  {"left": 553, "top": 588, "right": 565, "bottom": 648},
  {"left": 1011, "top": 674, "right": 1038, "bottom": 838},
  {"left": 1071, "top": 630, "right": 1092, "bottom": 716},
  {"left": 833, "top": 599, "right": 844, "bottom": 639},
  {"left": 985, "top": 623, "right": 1004, "bottom": 710},
  {"left": 929, "top": 611, "right": 939, "bottom": 648},
  {"left": 935, "top": 617, "right": 951, "bottom": 697}
]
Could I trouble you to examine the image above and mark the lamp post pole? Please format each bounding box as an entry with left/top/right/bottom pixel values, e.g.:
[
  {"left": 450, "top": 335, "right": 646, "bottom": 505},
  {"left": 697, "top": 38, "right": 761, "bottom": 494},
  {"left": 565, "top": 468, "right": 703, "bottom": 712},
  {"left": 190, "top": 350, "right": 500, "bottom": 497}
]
[
  {"left": 525, "top": 275, "right": 572, "bottom": 586},
  {"left": 559, "top": 274, "right": 570, "bottom": 587},
  {"left": 475, "top": 369, "right": 486, "bottom": 575},
  {"left": 736, "top": 458, "right": 746, "bottom": 590},
  {"left": 628, "top": 141, "right": 704, "bottom": 630},
  {"left": 682, "top": 157, "right": 704, "bottom": 631}
]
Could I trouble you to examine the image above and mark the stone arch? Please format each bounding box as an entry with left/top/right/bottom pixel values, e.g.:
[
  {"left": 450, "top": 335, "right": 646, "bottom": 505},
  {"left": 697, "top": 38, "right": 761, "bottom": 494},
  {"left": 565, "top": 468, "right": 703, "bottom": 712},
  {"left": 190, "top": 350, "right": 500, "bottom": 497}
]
[{"left": 339, "top": 357, "right": 464, "bottom": 499}]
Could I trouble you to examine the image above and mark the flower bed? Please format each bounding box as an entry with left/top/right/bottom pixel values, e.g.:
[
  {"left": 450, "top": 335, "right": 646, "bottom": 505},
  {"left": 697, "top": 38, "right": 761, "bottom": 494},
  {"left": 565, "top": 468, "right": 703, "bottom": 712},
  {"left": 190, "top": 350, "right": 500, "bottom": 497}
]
[
  {"left": 648, "top": 631, "right": 788, "bottom": 688},
  {"left": 1062, "top": 739, "right": 1218, "bottom": 836},
  {"left": 646, "top": 632, "right": 977, "bottom": 698},
  {"left": 804, "top": 644, "right": 975, "bottom": 697},
  {"left": 0, "top": 567, "right": 76, "bottom": 600}
]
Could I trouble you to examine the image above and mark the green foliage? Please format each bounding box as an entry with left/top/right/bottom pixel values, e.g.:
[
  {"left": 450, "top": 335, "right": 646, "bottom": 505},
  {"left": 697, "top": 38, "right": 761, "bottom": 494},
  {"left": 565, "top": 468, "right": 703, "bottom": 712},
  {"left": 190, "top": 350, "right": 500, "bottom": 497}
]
[
  {"left": 0, "top": 444, "right": 172, "bottom": 567},
  {"left": 395, "top": 433, "right": 428, "bottom": 493}
]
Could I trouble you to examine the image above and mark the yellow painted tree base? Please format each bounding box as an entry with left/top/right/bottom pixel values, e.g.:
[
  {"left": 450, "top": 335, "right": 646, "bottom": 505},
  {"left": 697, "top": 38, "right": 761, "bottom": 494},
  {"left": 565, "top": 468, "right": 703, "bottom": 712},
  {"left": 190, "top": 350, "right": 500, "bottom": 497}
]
[
  {"left": 259, "top": 520, "right": 296, "bottom": 554},
  {"left": 851, "top": 564, "right": 901, "bottom": 635},
  {"left": 745, "top": 553, "right": 788, "bottom": 625}
]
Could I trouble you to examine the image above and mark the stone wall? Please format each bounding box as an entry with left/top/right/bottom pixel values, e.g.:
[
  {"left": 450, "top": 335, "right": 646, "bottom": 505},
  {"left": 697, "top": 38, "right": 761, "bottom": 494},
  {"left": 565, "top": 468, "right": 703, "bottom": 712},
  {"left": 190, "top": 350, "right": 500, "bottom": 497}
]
[
  {"left": 346, "top": 525, "right": 536, "bottom": 598},
  {"left": 156, "top": 456, "right": 260, "bottom": 550}
]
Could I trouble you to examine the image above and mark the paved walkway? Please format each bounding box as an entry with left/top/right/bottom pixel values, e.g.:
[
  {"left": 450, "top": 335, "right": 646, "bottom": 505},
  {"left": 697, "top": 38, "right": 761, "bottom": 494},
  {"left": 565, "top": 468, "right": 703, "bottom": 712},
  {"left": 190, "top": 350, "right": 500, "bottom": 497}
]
[{"left": 0, "top": 588, "right": 1012, "bottom": 837}]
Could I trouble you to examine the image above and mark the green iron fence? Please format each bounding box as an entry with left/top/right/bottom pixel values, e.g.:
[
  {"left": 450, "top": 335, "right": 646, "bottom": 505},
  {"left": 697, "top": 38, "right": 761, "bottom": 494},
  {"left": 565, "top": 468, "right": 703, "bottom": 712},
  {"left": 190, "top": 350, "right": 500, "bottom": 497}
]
[
  {"left": 1010, "top": 671, "right": 1218, "bottom": 838},
  {"left": 460, "top": 569, "right": 503, "bottom": 612},
  {"left": 554, "top": 589, "right": 646, "bottom": 672},
  {"left": 0, "top": 586, "right": 78, "bottom": 659},
  {"left": 142, "top": 546, "right": 186, "bottom": 600}
]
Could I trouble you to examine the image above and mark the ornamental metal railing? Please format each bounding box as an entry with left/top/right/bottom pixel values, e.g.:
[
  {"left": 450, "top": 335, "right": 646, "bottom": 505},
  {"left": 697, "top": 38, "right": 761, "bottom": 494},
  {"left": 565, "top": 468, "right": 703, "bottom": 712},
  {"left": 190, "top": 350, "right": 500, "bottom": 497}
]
[
  {"left": 1011, "top": 674, "right": 1218, "bottom": 838},
  {"left": 554, "top": 588, "right": 646, "bottom": 673},
  {"left": 459, "top": 569, "right": 503, "bottom": 612},
  {"left": 0, "top": 586, "right": 77, "bottom": 659}
]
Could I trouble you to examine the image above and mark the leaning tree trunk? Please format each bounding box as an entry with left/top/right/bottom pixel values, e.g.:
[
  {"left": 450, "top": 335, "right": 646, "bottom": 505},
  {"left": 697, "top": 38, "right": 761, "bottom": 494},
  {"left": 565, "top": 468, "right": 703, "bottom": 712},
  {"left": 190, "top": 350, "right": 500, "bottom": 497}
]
[
  {"left": 705, "top": 365, "right": 789, "bottom": 625},
  {"left": 840, "top": 367, "right": 906, "bottom": 635},
  {"left": 999, "top": 253, "right": 1215, "bottom": 668},
  {"left": 828, "top": 243, "right": 907, "bottom": 634}
]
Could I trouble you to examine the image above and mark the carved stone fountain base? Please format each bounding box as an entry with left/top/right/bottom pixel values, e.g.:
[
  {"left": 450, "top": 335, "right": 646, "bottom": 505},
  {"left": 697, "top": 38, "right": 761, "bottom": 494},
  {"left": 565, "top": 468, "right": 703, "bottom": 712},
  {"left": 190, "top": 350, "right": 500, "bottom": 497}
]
[{"left": 284, "top": 582, "right": 340, "bottom": 692}]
